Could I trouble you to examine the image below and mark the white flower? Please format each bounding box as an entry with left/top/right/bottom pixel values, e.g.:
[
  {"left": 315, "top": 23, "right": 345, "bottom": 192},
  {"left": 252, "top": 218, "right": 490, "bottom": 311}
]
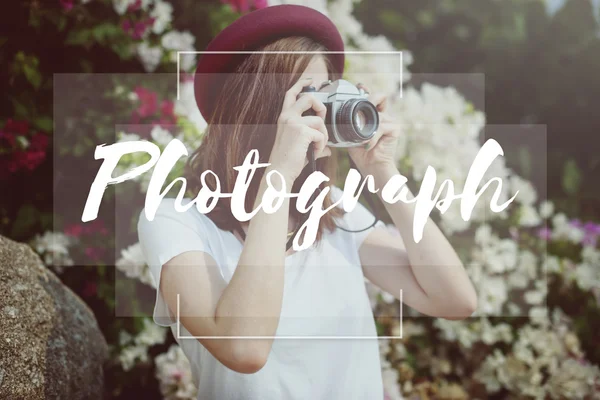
[
  {"left": 119, "top": 330, "right": 133, "bottom": 346},
  {"left": 119, "top": 344, "right": 149, "bottom": 371},
  {"left": 551, "top": 213, "right": 585, "bottom": 243},
  {"left": 524, "top": 286, "right": 546, "bottom": 305},
  {"left": 381, "top": 367, "right": 402, "bottom": 400},
  {"left": 135, "top": 318, "right": 167, "bottom": 347},
  {"left": 161, "top": 30, "right": 195, "bottom": 51},
  {"left": 519, "top": 204, "right": 541, "bottom": 227},
  {"left": 477, "top": 276, "right": 507, "bottom": 315},
  {"left": 475, "top": 224, "right": 493, "bottom": 245},
  {"left": 112, "top": 0, "right": 136, "bottom": 15},
  {"left": 539, "top": 200, "right": 554, "bottom": 219},
  {"left": 175, "top": 80, "right": 207, "bottom": 135},
  {"left": 475, "top": 349, "right": 505, "bottom": 393},
  {"left": 155, "top": 345, "right": 197, "bottom": 400},
  {"left": 30, "top": 231, "right": 75, "bottom": 272},
  {"left": 117, "top": 132, "right": 141, "bottom": 142},
  {"left": 116, "top": 242, "right": 155, "bottom": 287},
  {"left": 480, "top": 319, "right": 513, "bottom": 345},
  {"left": 573, "top": 262, "right": 599, "bottom": 292},
  {"left": 118, "top": 318, "right": 167, "bottom": 371},
  {"left": 529, "top": 307, "right": 550, "bottom": 327},
  {"left": 509, "top": 175, "right": 537, "bottom": 206},
  {"left": 545, "top": 255, "right": 561, "bottom": 274},
  {"left": 128, "top": 91, "right": 139, "bottom": 101},
  {"left": 545, "top": 359, "right": 600, "bottom": 399},
  {"left": 150, "top": 125, "right": 174, "bottom": 146},
  {"left": 137, "top": 42, "right": 163, "bottom": 73},
  {"left": 160, "top": 31, "right": 196, "bottom": 71},
  {"left": 151, "top": 0, "right": 173, "bottom": 34}
]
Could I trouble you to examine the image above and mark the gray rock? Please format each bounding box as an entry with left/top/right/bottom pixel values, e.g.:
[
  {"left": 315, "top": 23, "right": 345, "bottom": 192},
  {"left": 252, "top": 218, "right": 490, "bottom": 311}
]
[{"left": 0, "top": 235, "right": 108, "bottom": 400}]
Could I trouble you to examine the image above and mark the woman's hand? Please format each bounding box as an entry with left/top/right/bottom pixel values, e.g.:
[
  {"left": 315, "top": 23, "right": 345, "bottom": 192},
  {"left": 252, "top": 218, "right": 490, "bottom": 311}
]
[
  {"left": 269, "top": 77, "right": 332, "bottom": 183},
  {"left": 348, "top": 84, "right": 400, "bottom": 176}
]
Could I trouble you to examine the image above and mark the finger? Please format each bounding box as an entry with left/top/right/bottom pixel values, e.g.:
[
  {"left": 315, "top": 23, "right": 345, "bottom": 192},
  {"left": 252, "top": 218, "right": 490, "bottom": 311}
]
[
  {"left": 379, "top": 112, "right": 393, "bottom": 123},
  {"left": 302, "top": 125, "right": 328, "bottom": 153},
  {"left": 357, "top": 83, "right": 371, "bottom": 94},
  {"left": 282, "top": 77, "right": 314, "bottom": 110},
  {"left": 291, "top": 94, "right": 327, "bottom": 119},
  {"left": 314, "top": 146, "right": 332, "bottom": 160},
  {"left": 357, "top": 83, "right": 388, "bottom": 112},
  {"left": 364, "top": 128, "right": 384, "bottom": 151},
  {"left": 378, "top": 121, "right": 401, "bottom": 138},
  {"left": 370, "top": 93, "right": 388, "bottom": 112},
  {"left": 298, "top": 115, "right": 327, "bottom": 138}
]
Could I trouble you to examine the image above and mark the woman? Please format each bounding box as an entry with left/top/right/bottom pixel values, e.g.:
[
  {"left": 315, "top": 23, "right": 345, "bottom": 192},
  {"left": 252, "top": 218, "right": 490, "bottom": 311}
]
[{"left": 138, "top": 5, "right": 477, "bottom": 400}]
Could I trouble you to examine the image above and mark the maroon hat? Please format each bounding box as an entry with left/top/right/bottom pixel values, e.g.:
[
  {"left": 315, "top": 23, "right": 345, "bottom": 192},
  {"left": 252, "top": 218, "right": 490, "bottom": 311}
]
[{"left": 193, "top": 5, "right": 345, "bottom": 122}]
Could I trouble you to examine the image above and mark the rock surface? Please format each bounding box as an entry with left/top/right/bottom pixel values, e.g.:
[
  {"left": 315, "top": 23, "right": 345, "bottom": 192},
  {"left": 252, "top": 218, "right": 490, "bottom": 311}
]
[{"left": 0, "top": 235, "right": 108, "bottom": 400}]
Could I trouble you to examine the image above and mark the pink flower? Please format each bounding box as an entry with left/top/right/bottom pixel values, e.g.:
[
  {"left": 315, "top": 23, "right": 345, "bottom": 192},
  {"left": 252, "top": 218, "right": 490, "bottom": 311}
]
[
  {"left": 4, "top": 119, "right": 29, "bottom": 135},
  {"left": 121, "top": 18, "right": 154, "bottom": 40},
  {"left": 65, "top": 224, "right": 85, "bottom": 238},
  {"left": 221, "top": 0, "right": 267, "bottom": 13},
  {"left": 0, "top": 130, "right": 16, "bottom": 147},
  {"left": 253, "top": 0, "right": 268, "bottom": 9},
  {"left": 132, "top": 86, "right": 158, "bottom": 120},
  {"left": 30, "top": 132, "right": 49, "bottom": 151},
  {"left": 158, "top": 100, "right": 177, "bottom": 126},
  {"left": 171, "top": 370, "right": 183, "bottom": 381},
  {"left": 13, "top": 150, "right": 46, "bottom": 171},
  {"left": 122, "top": 19, "right": 133, "bottom": 34},
  {"left": 127, "top": 0, "right": 142, "bottom": 12},
  {"left": 85, "top": 246, "right": 104, "bottom": 261},
  {"left": 60, "top": 0, "right": 74, "bottom": 11},
  {"left": 84, "top": 219, "right": 109, "bottom": 235},
  {"left": 161, "top": 100, "right": 174, "bottom": 118},
  {"left": 537, "top": 226, "right": 552, "bottom": 241}
]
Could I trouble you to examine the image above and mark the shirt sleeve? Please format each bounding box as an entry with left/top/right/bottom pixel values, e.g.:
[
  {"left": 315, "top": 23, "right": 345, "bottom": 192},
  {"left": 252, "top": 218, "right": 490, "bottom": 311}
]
[
  {"left": 330, "top": 186, "right": 386, "bottom": 250},
  {"left": 137, "top": 199, "right": 216, "bottom": 327}
]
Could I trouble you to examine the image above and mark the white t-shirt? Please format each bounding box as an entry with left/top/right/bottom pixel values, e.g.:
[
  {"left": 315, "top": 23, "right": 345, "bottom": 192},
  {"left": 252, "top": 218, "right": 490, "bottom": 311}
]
[{"left": 137, "top": 186, "right": 385, "bottom": 400}]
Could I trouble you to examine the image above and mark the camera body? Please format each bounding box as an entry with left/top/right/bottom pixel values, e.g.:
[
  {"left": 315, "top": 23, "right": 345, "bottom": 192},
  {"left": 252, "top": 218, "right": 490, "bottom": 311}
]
[{"left": 298, "top": 79, "right": 379, "bottom": 148}]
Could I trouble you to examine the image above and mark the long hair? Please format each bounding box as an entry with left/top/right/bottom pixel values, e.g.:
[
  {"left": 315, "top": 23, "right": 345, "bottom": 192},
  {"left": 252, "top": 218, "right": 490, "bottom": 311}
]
[{"left": 185, "top": 36, "right": 343, "bottom": 243}]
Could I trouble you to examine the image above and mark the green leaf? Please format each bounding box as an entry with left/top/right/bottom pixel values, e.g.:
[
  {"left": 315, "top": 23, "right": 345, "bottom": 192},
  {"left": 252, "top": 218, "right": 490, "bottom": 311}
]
[
  {"left": 65, "top": 29, "right": 93, "bottom": 46},
  {"left": 562, "top": 159, "right": 582, "bottom": 195},
  {"left": 10, "top": 204, "right": 39, "bottom": 240},
  {"left": 92, "top": 23, "right": 122, "bottom": 43},
  {"left": 23, "top": 64, "right": 42, "bottom": 89},
  {"left": 11, "top": 102, "right": 27, "bottom": 120},
  {"left": 518, "top": 146, "right": 532, "bottom": 178},
  {"left": 33, "top": 116, "right": 53, "bottom": 132}
]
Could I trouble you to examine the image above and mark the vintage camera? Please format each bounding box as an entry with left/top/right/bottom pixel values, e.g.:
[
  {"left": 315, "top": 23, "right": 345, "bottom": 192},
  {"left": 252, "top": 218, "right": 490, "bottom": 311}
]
[{"left": 298, "top": 79, "right": 379, "bottom": 147}]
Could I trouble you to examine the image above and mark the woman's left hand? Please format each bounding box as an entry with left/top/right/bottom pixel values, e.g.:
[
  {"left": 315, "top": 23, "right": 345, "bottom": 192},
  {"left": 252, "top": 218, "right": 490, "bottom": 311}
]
[{"left": 348, "top": 83, "right": 401, "bottom": 175}]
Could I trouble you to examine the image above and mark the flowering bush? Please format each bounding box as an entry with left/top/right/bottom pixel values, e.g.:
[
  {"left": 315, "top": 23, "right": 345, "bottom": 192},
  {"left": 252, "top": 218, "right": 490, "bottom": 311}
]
[{"left": 2, "top": 0, "right": 598, "bottom": 399}]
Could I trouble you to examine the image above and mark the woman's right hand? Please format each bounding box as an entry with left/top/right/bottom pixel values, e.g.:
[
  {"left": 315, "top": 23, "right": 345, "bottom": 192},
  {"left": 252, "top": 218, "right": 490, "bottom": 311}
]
[{"left": 268, "top": 77, "right": 332, "bottom": 183}]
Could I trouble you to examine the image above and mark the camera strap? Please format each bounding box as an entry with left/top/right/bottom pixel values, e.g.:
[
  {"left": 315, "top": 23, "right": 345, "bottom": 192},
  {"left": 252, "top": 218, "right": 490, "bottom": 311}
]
[{"left": 284, "top": 144, "right": 382, "bottom": 250}]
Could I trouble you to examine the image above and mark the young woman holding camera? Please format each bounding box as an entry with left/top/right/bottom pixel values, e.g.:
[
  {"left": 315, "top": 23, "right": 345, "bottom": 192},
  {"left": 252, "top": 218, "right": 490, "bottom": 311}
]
[{"left": 138, "top": 5, "right": 477, "bottom": 400}]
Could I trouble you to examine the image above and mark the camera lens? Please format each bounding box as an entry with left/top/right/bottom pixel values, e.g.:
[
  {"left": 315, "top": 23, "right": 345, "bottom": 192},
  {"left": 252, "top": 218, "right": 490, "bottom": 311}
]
[
  {"left": 354, "top": 110, "right": 366, "bottom": 131},
  {"left": 336, "top": 99, "right": 379, "bottom": 143}
]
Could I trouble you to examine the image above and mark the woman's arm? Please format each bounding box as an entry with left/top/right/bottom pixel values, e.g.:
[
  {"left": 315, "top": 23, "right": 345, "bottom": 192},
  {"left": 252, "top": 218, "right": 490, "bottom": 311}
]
[
  {"left": 349, "top": 85, "right": 477, "bottom": 320},
  {"left": 160, "top": 164, "right": 290, "bottom": 374},
  {"left": 359, "top": 165, "right": 477, "bottom": 320},
  {"left": 158, "top": 76, "right": 331, "bottom": 374}
]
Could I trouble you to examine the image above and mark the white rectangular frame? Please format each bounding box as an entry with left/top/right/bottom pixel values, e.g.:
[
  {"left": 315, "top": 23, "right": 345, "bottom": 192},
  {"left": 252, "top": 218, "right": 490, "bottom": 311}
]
[{"left": 175, "top": 50, "right": 404, "bottom": 340}]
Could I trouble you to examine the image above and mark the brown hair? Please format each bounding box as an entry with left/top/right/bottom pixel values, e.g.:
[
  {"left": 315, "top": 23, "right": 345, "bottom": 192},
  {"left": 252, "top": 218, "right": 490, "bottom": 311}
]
[{"left": 185, "top": 36, "right": 343, "bottom": 243}]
